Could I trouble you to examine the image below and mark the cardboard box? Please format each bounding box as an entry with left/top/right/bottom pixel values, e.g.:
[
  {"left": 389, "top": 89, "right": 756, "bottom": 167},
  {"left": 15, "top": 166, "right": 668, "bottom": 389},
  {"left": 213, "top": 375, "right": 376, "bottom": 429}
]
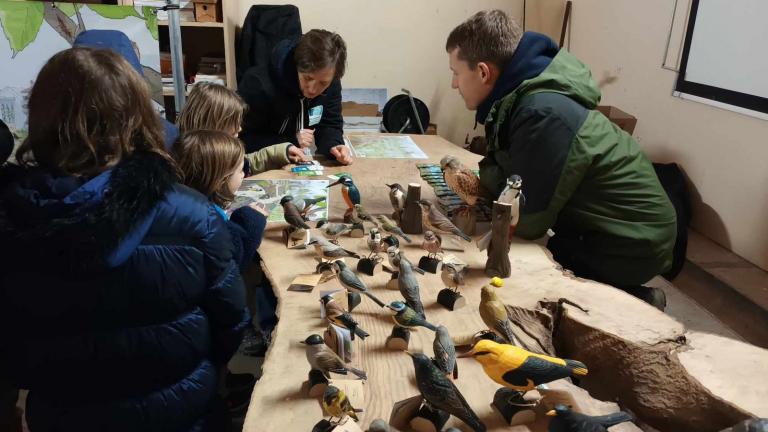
[
  {"left": 341, "top": 102, "right": 379, "bottom": 117},
  {"left": 596, "top": 105, "right": 637, "bottom": 135},
  {"left": 193, "top": 0, "right": 221, "bottom": 22}
]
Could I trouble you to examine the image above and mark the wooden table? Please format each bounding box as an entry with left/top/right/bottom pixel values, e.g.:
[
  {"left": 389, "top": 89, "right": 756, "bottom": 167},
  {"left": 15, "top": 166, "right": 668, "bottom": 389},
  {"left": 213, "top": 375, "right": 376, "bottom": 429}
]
[{"left": 242, "top": 135, "right": 767, "bottom": 432}]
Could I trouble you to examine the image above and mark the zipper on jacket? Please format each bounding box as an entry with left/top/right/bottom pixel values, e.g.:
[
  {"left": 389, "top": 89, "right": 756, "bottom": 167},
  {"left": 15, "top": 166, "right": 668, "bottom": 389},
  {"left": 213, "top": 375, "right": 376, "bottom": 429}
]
[{"left": 278, "top": 117, "right": 289, "bottom": 135}]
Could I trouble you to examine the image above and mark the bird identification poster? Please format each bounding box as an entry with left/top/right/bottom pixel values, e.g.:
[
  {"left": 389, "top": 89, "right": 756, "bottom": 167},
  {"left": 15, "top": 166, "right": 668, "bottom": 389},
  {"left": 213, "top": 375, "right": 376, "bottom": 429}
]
[
  {"left": 345, "top": 134, "right": 427, "bottom": 159},
  {"left": 230, "top": 179, "right": 329, "bottom": 223}
]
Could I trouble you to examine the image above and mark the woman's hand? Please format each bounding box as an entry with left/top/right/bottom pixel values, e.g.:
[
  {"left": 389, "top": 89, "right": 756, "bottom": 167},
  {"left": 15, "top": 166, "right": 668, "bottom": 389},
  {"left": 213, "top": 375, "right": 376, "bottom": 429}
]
[
  {"left": 287, "top": 145, "right": 311, "bottom": 163},
  {"left": 248, "top": 202, "right": 270, "bottom": 218},
  {"left": 330, "top": 145, "right": 353, "bottom": 165}
]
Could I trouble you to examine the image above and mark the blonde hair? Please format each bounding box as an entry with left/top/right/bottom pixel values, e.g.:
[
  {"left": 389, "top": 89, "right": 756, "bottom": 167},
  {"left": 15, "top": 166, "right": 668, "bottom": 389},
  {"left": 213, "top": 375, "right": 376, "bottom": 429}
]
[
  {"left": 173, "top": 130, "right": 245, "bottom": 208},
  {"left": 177, "top": 83, "right": 247, "bottom": 135}
]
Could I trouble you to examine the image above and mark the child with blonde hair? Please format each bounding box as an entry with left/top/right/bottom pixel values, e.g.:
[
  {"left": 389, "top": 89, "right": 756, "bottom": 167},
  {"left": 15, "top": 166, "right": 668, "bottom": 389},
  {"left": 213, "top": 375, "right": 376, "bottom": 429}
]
[{"left": 177, "top": 82, "right": 309, "bottom": 174}]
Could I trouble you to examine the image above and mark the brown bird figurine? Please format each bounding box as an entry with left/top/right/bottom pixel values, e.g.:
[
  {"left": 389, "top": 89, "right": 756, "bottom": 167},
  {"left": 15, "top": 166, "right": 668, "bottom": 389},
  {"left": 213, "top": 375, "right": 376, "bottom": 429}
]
[
  {"left": 441, "top": 262, "right": 466, "bottom": 293},
  {"left": 416, "top": 199, "right": 471, "bottom": 242},
  {"left": 421, "top": 230, "right": 443, "bottom": 259},
  {"left": 440, "top": 155, "right": 482, "bottom": 207},
  {"left": 301, "top": 334, "right": 367, "bottom": 379}
]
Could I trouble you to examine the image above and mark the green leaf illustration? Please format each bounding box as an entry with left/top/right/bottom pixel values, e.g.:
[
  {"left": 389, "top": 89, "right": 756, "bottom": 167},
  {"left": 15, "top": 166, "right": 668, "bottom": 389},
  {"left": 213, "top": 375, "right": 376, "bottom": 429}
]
[
  {"left": 87, "top": 4, "right": 141, "bottom": 20},
  {"left": 142, "top": 6, "right": 158, "bottom": 40},
  {"left": 0, "top": 1, "right": 45, "bottom": 56}
]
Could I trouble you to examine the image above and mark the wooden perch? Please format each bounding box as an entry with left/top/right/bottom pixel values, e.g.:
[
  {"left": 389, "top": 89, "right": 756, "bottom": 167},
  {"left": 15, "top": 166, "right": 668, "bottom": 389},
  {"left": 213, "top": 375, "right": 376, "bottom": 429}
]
[
  {"left": 401, "top": 183, "right": 423, "bottom": 235},
  {"left": 485, "top": 200, "right": 512, "bottom": 278}
]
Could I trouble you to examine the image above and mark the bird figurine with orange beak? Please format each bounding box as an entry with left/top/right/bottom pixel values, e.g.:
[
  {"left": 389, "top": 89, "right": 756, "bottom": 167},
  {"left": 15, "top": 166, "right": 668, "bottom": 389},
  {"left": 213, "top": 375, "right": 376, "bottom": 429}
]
[{"left": 328, "top": 175, "right": 360, "bottom": 221}]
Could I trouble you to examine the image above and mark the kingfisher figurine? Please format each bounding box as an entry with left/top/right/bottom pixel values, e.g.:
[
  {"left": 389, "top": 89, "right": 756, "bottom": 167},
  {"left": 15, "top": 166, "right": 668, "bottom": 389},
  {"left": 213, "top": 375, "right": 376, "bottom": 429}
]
[{"left": 328, "top": 175, "right": 360, "bottom": 222}]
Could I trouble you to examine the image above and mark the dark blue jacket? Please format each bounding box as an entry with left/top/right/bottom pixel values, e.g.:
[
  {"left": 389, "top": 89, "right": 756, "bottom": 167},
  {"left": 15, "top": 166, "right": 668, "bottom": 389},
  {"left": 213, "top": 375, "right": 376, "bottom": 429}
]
[
  {"left": 0, "top": 151, "right": 248, "bottom": 432},
  {"left": 239, "top": 39, "right": 344, "bottom": 158}
]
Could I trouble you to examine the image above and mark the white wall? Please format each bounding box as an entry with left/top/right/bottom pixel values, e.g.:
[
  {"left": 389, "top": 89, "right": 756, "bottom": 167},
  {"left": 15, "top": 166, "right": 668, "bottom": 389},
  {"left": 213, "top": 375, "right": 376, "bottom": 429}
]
[
  {"left": 529, "top": 0, "right": 768, "bottom": 270},
  {"left": 230, "top": 0, "right": 523, "bottom": 147}
]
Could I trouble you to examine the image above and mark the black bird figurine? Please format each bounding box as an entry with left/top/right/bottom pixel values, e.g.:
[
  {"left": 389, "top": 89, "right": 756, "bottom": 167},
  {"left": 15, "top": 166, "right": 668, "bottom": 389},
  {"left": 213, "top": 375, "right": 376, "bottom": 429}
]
[{"left": 547, "top": 404, "right": 634, "bottom": 432}]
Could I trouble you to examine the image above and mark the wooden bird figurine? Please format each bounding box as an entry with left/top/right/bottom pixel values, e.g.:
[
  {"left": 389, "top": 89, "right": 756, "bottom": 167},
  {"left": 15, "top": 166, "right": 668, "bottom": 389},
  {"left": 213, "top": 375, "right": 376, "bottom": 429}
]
[
  {"left": 397, "top": 257, "right": 424, "bottom": 318},
  {"left": 366, "top": 228, "right": 384, "bottom": 258},
  {"left": 441, "top": 262, "right": 466, "bottom": 293},
  {"left": 377, "top": 214, "right": 412, "bottom": 243},
  {"left": 280, "top": 195, "right": 310, "bottom": 229},
  {"left": 385, "top": 183, "right": 406, "bottom": 212},
  {"left": 294, "top": 196, "right": 327, "bottom": 219},
  {"left": 309, "top": 238, "right": 360, "bottom": 262},
  {"left": 477, "top": 174, "right": 524, "bottom": 251},
  {"left": 479, "top": 284, "right": 520, "bottom": 346},
  {"left": 328, "top": 175, "right": 360, "bottom": 209},
  {"left": 333, "top": 260, "right": 386, "bottom": 307},
  {"left": 301, "top": 334, "right": 367, "bottom": 379},
  {"left": 416, "top": 199, "right": 471, "bottom": 242},
  {"left": 316, "top": 220, "right": 353, "bottom": 242},
  {"left": 386, "top": 301, "right": 436, "bottom": 331},
  {"left": 406, "top": 351, "right": 486, "bottom": 432},
  {"left": 323, "top": 385, "right": 364, "bottom": 423},
  {"left": 320, "top": 294, "right": 369, "bottom": 340},
  {"left": 458, "top": 339, "right": 588, "bottom": 392},
  {"left": 546, "top": 404, "right": 633, "bottom": 432},
  {"left": 434, "top": 325, "right": 458, "bottom": 379},
  {"left": 421, "top": 230, "right": 442, "bottom": 258},
  {"left": 386, "top": 246, "right": 424, "bottom": 275},
  {"left": 353, "top": 204, "right": 379, "bottom": 227},
  {"left": 440, "top": 155, "right": 482, "bottom": 208}
]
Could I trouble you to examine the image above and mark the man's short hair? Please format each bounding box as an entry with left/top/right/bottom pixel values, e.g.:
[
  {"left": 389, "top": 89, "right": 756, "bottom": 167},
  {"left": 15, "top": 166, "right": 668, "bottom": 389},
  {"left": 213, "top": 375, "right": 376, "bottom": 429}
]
[
  {"left": 446, "top": 9, "right": 523, "bottom": 69},
  {"left": 295, "top": 29, "right": 347, "bottom": 79}
]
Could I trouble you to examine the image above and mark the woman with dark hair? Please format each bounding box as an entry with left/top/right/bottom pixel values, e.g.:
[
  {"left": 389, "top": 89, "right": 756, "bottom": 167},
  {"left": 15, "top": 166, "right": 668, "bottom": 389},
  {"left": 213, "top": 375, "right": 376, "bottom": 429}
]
[
  {"left": 239, "top": 29, "right": 353, "bottom": 165},
  {"left": 0, "top": 47, "right": 248, "bottom": 431}
]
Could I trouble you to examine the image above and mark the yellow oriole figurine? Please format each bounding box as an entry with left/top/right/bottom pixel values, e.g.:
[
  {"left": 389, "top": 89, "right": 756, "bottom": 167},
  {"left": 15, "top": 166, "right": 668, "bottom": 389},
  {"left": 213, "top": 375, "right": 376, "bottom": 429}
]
[
  {"left": 322, "top": 385, "right": 363, "bottom": 423},
  {"left": 458, "top": 339, "right": 588, "bottom": 392}
]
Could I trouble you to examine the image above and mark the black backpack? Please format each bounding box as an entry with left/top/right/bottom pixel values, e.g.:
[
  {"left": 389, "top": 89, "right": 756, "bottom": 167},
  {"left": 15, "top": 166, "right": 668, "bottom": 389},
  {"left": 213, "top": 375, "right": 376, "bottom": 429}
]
[
  {"left": 236, "top": 5, "right": 302, "bottom": 85},
  {"left": 653, "top": 163, "right": 691, "bottom": 280}
]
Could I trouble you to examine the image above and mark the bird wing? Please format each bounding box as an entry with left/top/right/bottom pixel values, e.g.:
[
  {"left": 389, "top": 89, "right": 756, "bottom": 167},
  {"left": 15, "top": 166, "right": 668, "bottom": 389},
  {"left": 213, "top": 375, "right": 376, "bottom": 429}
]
[
  {"left": 428, "top": 207, "right": 460, "bottom": 232},
  {"left": 423, "top": 368, "right": 484, "bottom": 431},
  {"left": 504, "top": 356, "right": 574, "bottom": 388},
  {"left": 316, "top": 349, "right": 346, "bottom": 371},
  {"left": 341, "top": 271, "right": 368, "bottom": 291}
]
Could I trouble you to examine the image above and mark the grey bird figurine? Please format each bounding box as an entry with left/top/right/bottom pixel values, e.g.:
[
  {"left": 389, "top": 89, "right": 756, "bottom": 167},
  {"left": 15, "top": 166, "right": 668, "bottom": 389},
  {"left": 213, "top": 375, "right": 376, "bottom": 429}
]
[
  {"left": 320, "top": 294, "right": 369, "bottom": 340},
  {"left": 333, "top": 260, "right": 386, "bottom": 307},
  {"left": 353, "top": 204, "right": 379, "bottom": 227},
  {"left": 477, "top": 174, "right": 524, "bottom": 251},
  {"left": 406, "top": 351, "right": 486, "bottom": 432},
  {"left": 280, "top": 195, "right": 310, "bottom": 229},
  {"left": 385, "top": 183, "right": 406, "bottom": 212},
  {"left": 386, "top": 301, "right": 436, "bottom": 331},
  {"left": 377, "top": 214, "right": 412, "bottom": 243},
  {"left": 416, "top": 199, "right": 471, "bottom": 242},
  {"left": 309, "top": 238, "right": 361, "bottom": 262},
  {"left": 421, "top": 230, "right": 442, "bottom": 258},
  {"left": 434, "top": 325, "right": 458, "bottom": 379},
  {"left": 440, "top": 262, "right": 466, "bottom": 293},
  {"left": 316, "top": 219, "right": 353, "bottom": 242},
  {"left": 397, "top": 257, "right": 424, "bottom": 318},
  {"left": 546, "top": 404, "right": 634, "bottom": 432},
  {"left": 301, "top": 334, "right": 367, "bottom": 379}
]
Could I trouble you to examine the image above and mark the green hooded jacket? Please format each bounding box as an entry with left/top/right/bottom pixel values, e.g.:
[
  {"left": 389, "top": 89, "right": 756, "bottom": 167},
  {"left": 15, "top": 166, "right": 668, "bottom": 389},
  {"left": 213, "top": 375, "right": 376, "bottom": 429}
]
[{"left": 481, "top": 48, "right": 676, "bottom": 285}]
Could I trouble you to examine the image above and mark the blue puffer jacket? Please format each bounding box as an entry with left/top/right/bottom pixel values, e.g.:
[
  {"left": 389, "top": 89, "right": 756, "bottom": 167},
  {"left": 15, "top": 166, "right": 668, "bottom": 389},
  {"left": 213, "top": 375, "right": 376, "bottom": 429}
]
[{"left": 0, "top": 151, "right": 249, "bottom": 432}]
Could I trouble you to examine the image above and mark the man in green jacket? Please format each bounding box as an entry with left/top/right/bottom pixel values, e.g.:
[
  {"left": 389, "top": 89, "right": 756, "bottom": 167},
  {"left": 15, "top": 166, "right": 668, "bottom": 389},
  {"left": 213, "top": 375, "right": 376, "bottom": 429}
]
[{"left": 446, "top": 10, "right": 676, "bottom": 309}]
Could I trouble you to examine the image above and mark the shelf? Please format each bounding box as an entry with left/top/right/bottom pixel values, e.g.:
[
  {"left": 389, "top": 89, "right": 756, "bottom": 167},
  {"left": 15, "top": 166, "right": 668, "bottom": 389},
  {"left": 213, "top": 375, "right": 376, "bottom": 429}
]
[{"left": 158, "top": 20, "right": 224, "bottom": 28}]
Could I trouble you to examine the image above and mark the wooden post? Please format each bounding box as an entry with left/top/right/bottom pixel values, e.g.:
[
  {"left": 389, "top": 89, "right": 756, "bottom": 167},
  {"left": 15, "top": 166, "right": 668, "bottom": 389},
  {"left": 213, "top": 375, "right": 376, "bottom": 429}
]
[
  {"left": 401, "top": 183, "right": 423, "bottom": 235},
  {"left": 485, "top": 201, "right": 512, "bottom": 278}
]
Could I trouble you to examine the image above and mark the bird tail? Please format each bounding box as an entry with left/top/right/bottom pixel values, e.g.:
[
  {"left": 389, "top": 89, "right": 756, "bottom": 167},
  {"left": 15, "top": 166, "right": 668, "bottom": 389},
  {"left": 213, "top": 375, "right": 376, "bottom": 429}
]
[
  {"left": 364, "top": 292, "right": 386, "bottom": 307},
  {"left": 343, "top": 248, "right": 361, "bottom": 259},
  {"left": 423, "top": 320, "right": 437, "bottom": 332},
  {"left": 566, "top": 359, "right": 589, "bottom": 376},
  {"left": 399, "top": 232, "right": 412, "bottom": 243},
  {"left": 348, "top": 367, "right": 367, "bottom": 380},
  {"left": 593, "top": 411, "right": 634, "bottom": 428},
  {"left": 412, "top": 266, "right": 425, "bottom": 275},
  {"left": 458, "top": 412, "right": 486, "bottom": 432},
  {"left": 353, "top": 326, "right": 369, "bottom": 340},
  {"left": 476, "top": 231, "right": 492, "bottom": 251}
]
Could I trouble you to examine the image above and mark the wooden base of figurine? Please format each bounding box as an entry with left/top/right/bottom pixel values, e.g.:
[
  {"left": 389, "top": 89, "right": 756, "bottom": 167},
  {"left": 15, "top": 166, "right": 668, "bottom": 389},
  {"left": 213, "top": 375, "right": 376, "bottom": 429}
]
[
  {"left": 385, "top": 274, "right": 400, "bottom": 291},
  {"left": 417, "top": 256, "right": 441, "bottom": 274},
  {"left": 451, "top": 208, "right": 476, "bottom": 236},
  {"left": 492, "top": 388, "right": 537, "bottom": 425},
  {"left": 307, "top": 369, "right": 329, "bottom": 397},
  {"left": 347, "top": 292, "right": 362, "bottom": 312},
  {"left": 312, "top": 418, "right": 364, "bottom": 432},
  {"left": 349, "top": 222, "right": 365, "bottom": 238},
  {"left": 436, "top": 289, "right": 465, "bottom": 311},
  {"left": 356, "top": 257, "right": 378, "bottom": 276},
  {"left": 409, "top": 404, "right": 450, "bottom": 432},
  {"left": 385, "top": 327, "right": 410, "bottom": 350},
  {"left": 283, "top": 227, "right": 310, "bottom": 249}
]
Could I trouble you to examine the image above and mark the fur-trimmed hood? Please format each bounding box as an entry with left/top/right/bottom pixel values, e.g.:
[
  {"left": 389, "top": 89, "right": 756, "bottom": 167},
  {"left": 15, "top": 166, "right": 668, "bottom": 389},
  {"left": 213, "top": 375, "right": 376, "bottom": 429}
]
[{"left": 1, "top": 151, "right": 177, "bottom": 271}]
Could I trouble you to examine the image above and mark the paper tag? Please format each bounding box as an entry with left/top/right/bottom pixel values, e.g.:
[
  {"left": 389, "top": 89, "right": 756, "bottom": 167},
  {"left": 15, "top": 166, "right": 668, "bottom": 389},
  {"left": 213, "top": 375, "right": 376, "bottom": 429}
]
[
  {"left": 308, "top": 105, "right": 323, "bottom": 126},
  {"left": 288, "top": 273, "right": 323, "bottom": 292}
]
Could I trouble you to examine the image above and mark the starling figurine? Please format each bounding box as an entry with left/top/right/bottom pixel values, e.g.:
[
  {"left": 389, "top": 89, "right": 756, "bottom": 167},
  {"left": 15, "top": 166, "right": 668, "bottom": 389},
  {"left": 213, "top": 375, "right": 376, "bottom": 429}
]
[
  {"left": 397, "top": 257, "right": 425, "bottom": 318},
  {"left": 317, "top": 220, "right": 353, "bottom": 242},
  {"left": 441, "top": 262, "right": 466, "bottom": 293},
  {"left": 333, "top": 260, "right": 386, "bottom": 307},
  {"left": 386, "top": 183, "right": 406, "bottom": 213},
  {"left": 440, "top": 155, "right": 482, "bottom": 215},
  {"left": 479, "top": 283, "right": 520, "bottom": 346},
  {"left": 421, "top": 231, "right": 443, "bottom": 259},
  {"left": 301, "top": 334, "right": 367, "bottom": 379},
  {"left": 310, "top": 238, "right": 361, "bottom": 262},
  {"left": 386, "top": 301, "right": 436, "bottom": 331},
  {"left": 458, "top": 339, "right": 588, "bottom": 392},
  {"left": 433, "top": 325, "right": 458, "bottom": 379},
  {"left": 281, "top": 195, "right": 311, "bottom": 230},
  {"left": 377, "top": 214, "right": 412, "bottom": 243},
  {"left": 406, "top": 351, "right": 486, "bottom": 432},
  {"left": 353, "top": 204, "right": 379, "bottom": 227},
  {"left": 477, "top": 174, "right": 524, "bottom": 251},
  {"left": 323, "top": 385, "right": 364, "bottom": 423},
  {"left": 546, "top": 404, "right": 633, "bottom": 432},
  {"left": 416, "top": 199, "right": 471, "bottom": 242},
  {"left": 320, "top": 294, "right": 370, "bottom": 340}
]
